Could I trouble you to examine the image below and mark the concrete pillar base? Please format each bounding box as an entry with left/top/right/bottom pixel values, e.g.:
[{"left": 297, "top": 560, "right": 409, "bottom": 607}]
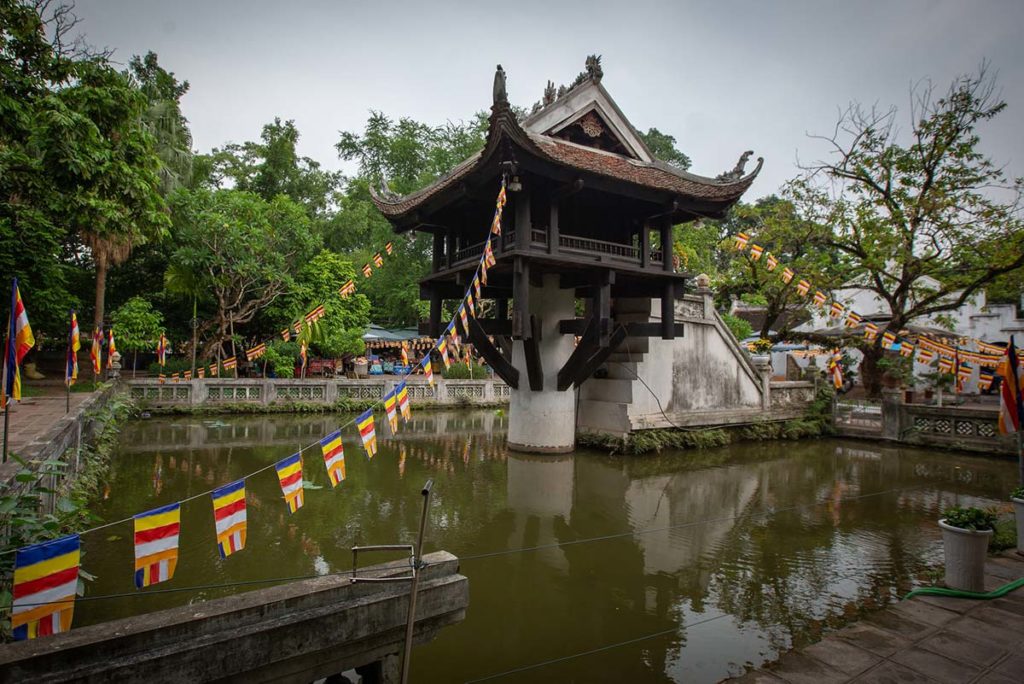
[{"left": 508, "top": 273, "right": 576, "bottom": 453}]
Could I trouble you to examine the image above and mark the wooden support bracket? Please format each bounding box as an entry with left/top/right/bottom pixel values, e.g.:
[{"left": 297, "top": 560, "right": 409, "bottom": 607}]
[
  {"left": 523, "top": 315, "right": 543, "bottom": 391},
  {"left": 467, "top": 316, "right": 519, "bottom": 389}
]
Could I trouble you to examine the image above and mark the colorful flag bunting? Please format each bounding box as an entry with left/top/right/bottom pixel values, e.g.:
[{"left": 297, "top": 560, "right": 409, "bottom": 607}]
[
  {"left": 300, "top": 342, "right": 308, "bottom": 377},
  {"left": 466, "top": 292, "right": 475, "bottom": 317},
  {"left": 734, "top": 232, "right": 750, "bottom": 250},
  {"left": 197, "top": 367, "right": 205, "bottom": 379},
  {"left": 749, "top": 244, "right": 764, "bottom": 261},
  {"left": 222, "top": 357, "right": 237, "bottom": 370},
  {"left": 438, "top": 337, "right": 451, "bottom": 369},
  {"left": 882, "top": 331, "right": 897, "bottom": 349},
  {"left": 864, "top": 322, "right": 879, "bottom": 341},
  {"left": 473, "top": 274, "right": 482, "bottom": 302},
  {"left": 339, "top": 279, "right": 356, "bottom": 298},
  {"left": 133, "top": 502, "right": 181, "bottom": 588},
  {"left": 280, "top": 328, "right": 291, "bottom": 342},
  {"left": 828, "top": 349, "right": 844, "bottom": 390},
  {"left": 362, "top": 263, "right": 373, "bottom": 278},
  {"left": 765, "top": 254, "right": 778, "bottom": 271},
  {"left": 796, "top": 280, "right": 811, "bottom": 297},
  {"left": 10, "top": 534, "right": 80, "bottom": 640},
  {"left": 90, "top": 327, "right": 102, "bottom": 376},
  {"left": 183, "top": 370, "right": 192, "bottom": 381},
  {"left": 157, "top": 334, "right": 167, "bottom": 367},
  {"left": 245, "top": 343, "right": 266, "bottom": 362},
  {"left": 423, "top": 357, "right": 434, "bottom": 386},
  {"left": 357, "top": 409, "right": 378, "bottom": 458},
  {"left": 917, "top": 347, "right": 935, "bottom": 364},
  {"left": 829, "top": 301, "right": 845, "bottom": 319},
  {"left": 397, "top": 381, "right": 411, "bottom": 421},
  {"left": 938, "top": 356, "right": 955, "bottom": 374},
  {"left": 275, "top": 453, "right": 304, "bottom": 513},
  {"left": 66, "top": 311, "right": 80, "bottom": 387},
  {"left": 998, "top": 336, "right": 1022, "bottom": 435},
  {"left": 900, "top": 341, "right": 916, "bottom": 358},
  {"left": 305, "top": 305, "right": 326, "bottom": 325},
  {"left": 319, "top": 430, "right": 346, "bottom": 487},
  {"left": 844, "top": 311, "right": 862, "bottom": 328},
  {"left": 385, "top": 241, "right": 394, "bottom": 255},
  {"left": 211, "top": 480, "right": 246, "bottom": 558},
  {"left": 106, "top": 328, "right": 117, "bottom": 370},
  {"left": 158, "top": 373, "right": 166, "bottom": 384},
  {"left": 978, "top": 369, "right": 995, "bottom": 391},
  {"left": 781, "top": 267, "right": 795, "bottom": 284},
  {"left": 812, "top": 291, "right": 828, "bottom": 307},
  {"left": 459, "top": 305, "right": 470, "bottom": 334},
  {"left": 373, "top": 252, "right": 384, "bottom": 267},
  {"left": 401, "top": 341, "right": 410, "bottom": 367},
  {"left": 384, "top": 389, "right": 399, "bottom": 434}
]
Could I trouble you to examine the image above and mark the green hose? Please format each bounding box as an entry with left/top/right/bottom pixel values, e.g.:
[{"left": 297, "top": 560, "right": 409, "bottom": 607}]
[{"left": 904, "top": 577, "right": 1024, "bottom": 601}]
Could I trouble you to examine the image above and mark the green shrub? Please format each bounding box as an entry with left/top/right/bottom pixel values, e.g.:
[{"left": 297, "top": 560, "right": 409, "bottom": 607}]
[
  {"left": 1011, "top": 486, "right": 1024, "bottom": 500},
  {"left": 441, "top": 362, "right": 490, "bottom": 379},
  {"left": 990, "top": 517, "right": 1017, "bottom": 552},
  {"left": 942, "top": 506, "right": 997, "bottom": 531},
  {"left": 721, "top": 312, "right": 753, "bottom": 341}
]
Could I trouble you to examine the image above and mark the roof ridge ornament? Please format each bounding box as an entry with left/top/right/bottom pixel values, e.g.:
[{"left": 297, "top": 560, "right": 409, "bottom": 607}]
[
  {"left": 716, "top": 150, "right": 756, "bottom": 182},
  {"left": 493, "top": 64, "right": 507, "bottom": 106}
]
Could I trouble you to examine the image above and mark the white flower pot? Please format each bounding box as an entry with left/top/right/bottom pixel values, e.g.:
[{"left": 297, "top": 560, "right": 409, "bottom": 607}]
[
  {"left": 1013, "top": 497, "right": 1024, "bottom": 555},
  {"left": 939, "top": 519, "right": 992, "bottom": 592}
]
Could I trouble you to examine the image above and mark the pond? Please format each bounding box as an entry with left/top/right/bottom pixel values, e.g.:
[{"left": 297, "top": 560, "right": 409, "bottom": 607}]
[{"left": 78, "top": 410, "right": 1016, "bottom": 682}]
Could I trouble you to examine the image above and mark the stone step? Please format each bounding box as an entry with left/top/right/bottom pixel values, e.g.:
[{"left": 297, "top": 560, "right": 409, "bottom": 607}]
[{"left": 579, "top": 377, "right": 633, "bottom": 403}]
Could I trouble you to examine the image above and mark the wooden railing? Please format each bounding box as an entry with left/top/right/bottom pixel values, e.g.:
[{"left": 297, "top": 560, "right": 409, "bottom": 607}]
[
  {"left": 445, "top": 230, "right": 671, "bottom": 270},
  {"left": 559, "top": 234, "right": 639, "bottom": 262}
]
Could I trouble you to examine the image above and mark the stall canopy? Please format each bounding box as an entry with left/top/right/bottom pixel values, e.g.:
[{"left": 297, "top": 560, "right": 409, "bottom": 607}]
[{"left": 362, "top": 325, "right": 434, "bottom": 350}]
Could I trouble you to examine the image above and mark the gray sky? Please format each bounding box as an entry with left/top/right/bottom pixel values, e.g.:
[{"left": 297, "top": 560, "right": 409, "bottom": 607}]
[{"left": 74, "top": 0, "right": 1024, "bottom": 199}]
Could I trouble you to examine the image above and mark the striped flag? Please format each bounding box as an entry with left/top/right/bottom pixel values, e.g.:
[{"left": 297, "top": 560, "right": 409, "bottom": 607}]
[
  {"left": 197, "top": 367, "right": 205, "bottom": 379},
  {"left": 208, "top": 362, "right": 219, "bottom": 377},
  {"left": 796, "top": 280, "right": 811, "bottom": 297},
  {"left": 357, "top": 409, "right": 377, "bottom": 458},
  {"left": 473, "top": 273, "right": 482, "bottom": 302},
  {"left": 938, "top": 356, "right": 955, "bottom": 374},
  {"left": 158, "top": 373, "right": 166, "bottom": 384},
  {"left": 384, "top": 389, "right": 399, "bottom": 434},
  {"left": 844, "top": 311, "right": 862, "bottom": 328},
  {"left": 979, "top": 369, "right": 995, "bottom": 391},
  {"left": 134, "top": 502, "right": 180, "bottom": 588},
  {"left": 881, "top": 331, "right": 897, "bottom": 349},
  {"left": 2, "top": 279, "right": 35, "bottom": 409},
  {"left": 749, "top": 244, "right": 764, "bottom": 261},
  {"left": 275, "top": 453, "right": 304, "bottom": 513},
  {"left": 319, "top": 430, "right": 346, "bottom": 487},
  {"left": 438, "top": 337, "right": 451, "bottom": 369},
  {"left": 864, "top": 322, "right": 879, "bottom": 341},
  {"left": 734, "top": 232, "right": 750, "bottom": 250},
  {"left": 765, "top": 254, "right": 778, "bottom": 271},
  {"left": 483, "top": 239, "right": 496, "bottom": 271},
  {"left": 812, "top": 291, "right": 827, "bottom": 307},
  {"left": 400, "top": 341, "right": 410, "bottom": 367},
  {"left": 958, "top": 362, "right": 973, "bottom": 390},
  {"left": 171, "top": 372, "right": 179, "bottom": 383},
  {"left": 998, "top": 336, "right": 1022, "bottom": 435},
  {"left": 211, "top": 480, "right": 246, "bottom": 558},
  {"left": 90, "top": 327, "right": 102, "bottom": 376},
  {"left": 917, "top": 347, "right": 935, "bottom": 364},
  {"left": 829, "top": 301, "right": 845, "bottom": 319},
  {"left": 106, "top": 328, "right": 117, "bottom": 370},
  {"left": 362, "top": 263, "right": 373, "bottom": 278},
  {"left": 900, "top": 341, "right": 916, "bottom": 358},
  {"left": 156, "top": 334, "right": 167, "bottom": 367},
  {"left": 66, "top": 311, "right": 80, "bottom": 387},
  {"left": 492, "top": 181, "right": 507, "bottom": 235},
  {"left": 397, "top": 381, "right": 411, "bottom": 421},
  {"left": 373, "top": 252, "right": 384, "bottom": 267},
  {"left": 459, "top": 305, "right": 470, "bottom": 335},
  {"left": 828, "top": 350, "right": 843, "bottom": 390},
  {"left": 183, "top": 370, "right": 192, "bottom": 381},
  {"left": 385, "top": 241, "right": 394, "bottom": 255},
  {"left": 466, "top": 292, "right": 475, "bottom": 317},
  {"left": 339, "top": 279, "right": 356, "bottom": 298},
  {"left": 10, "top": 534, "right": 80, "bottom": 640},
  {"left": 781, "top": 267, "right": 795, "bottom": 284},
  {"left": 245, "top": 343, "right": 266, "bottom": 362},
  {"left": 305, "top": 304, "right": 326, "bottom": 325},
  {"left": 222, "top": 357, "right": 237, "bottom": 370},
  {"left": 280, "top": 328, "right": 291, "bottom": 342},
  {"left": 423, "top": 357, "right": 434, "bottom": 386}
]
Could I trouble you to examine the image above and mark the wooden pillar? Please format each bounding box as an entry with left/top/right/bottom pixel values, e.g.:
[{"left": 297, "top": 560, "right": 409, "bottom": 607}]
[
  {"left": 548, "top": 198, "right": 559, "bottom": 255},
  {"left": 512, "top": 256, "right": 530, "bottom": 340},
  {"left": 432, "top": 231, "right": 444, "bottom": 272},
  {"left": 515, "top": 191, "right": 531, "bottom": 251},
  {"left": 445, "top": 229, "right": 454, "bottom": 269},
  {"left": 429, "top": 287, "right": 442, "bottom": 338},
  {"left": 660, "top": 218, "right": 673, "bottom": 273},
  {"left": 595, "top": 270, "right": 613, "bottom": 347},
  {"left": 640, "top": 221, "right": 651, "bottom": 269},
  {"left": 661, "top": 281, "right": 675, "bottom": 340},
  {"left": 497, "top": 298, "right": 509, "bottom": 321}
]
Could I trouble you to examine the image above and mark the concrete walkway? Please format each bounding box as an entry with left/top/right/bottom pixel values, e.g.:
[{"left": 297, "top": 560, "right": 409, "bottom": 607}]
[
  {"left": 730, "top": 553, "right": 1024, "bottom": 684},
  {"left": 0, "top": 387, "right": 92, "bottom": 457}
]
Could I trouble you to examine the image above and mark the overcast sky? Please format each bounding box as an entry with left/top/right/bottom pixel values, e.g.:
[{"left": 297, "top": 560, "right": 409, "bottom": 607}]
[{"left": 73, "top": 0, "right": 1024, "bottom": 199}]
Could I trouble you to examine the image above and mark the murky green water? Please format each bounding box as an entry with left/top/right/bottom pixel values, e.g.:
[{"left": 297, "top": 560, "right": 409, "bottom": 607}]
[{"left": 79, "top": 411, "right": 1016, "bottom": 682}]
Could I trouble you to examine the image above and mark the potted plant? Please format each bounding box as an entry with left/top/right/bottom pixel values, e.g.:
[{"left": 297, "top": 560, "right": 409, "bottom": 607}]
[
  {"left": 1012, "top": 486, "right": 1024, "bottom": 556},
  {"left": 939, "top": 506, "right": 996, "bottom": 591},
  {"left": 750, "top": 338, "right": 773, "bottom": 364}
]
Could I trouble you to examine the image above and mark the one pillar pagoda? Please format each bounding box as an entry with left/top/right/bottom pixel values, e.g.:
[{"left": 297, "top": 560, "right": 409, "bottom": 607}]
[{"left": 371, "top": 57, "right": 761, "bottom": 453}]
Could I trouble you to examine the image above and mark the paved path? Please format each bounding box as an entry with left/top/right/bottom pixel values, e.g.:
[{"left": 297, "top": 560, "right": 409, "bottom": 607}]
[
  {"left": 0, "top": 388, "right": 92, "bottom": 458},
  {"left": 729, "top": 553, "right": 1024, "bottom": 684}
]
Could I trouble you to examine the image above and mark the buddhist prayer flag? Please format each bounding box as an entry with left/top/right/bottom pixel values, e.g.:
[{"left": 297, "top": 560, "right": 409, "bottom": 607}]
[
  {"left": 900, "top": 341, "right": 916, "bottom": 358},
  {"left": 979, "top": 369, "right": 995, "bottom": 391},
  {"left": 938, "top": 356, "right": 955, "bottom": 374},
  {"left": 401, "top": 341, "right": 410, "bottom": 367},
  {"left": 158, "top": 373, "right": 166, "bottom": 384},
  {"left": 422, "top": 357, "right": 434, "bottom": 386},
  {"left": 362, "top": 263, "right": 373, "bottom": 278},
  {"left": 156, "top": 334, "right": 167, "bottom": 366},
  {"left": 339, "top": 279, "right": 356, "bottom": 298},
  {"left": 208, "top": 363, "right": 219, "bottom": 377},
  {"left": 483, "top": 239, "right": 496, "bottom": 270},
  {"left": 864, "top": 322, "right": 879, "bottom": 341},
  {"left": 305, "top": 305, "right": 326, "bottom": 325},
  {"left": 812, "top": 291, "right": 827, "bottom": 307},
  {"left": 438, "top": 337, "right": 451, "bottom": 369},
  {"left": 918, "top": 347, "right": 935, "bottom": 364},
  {"left": 90, "top": 327, "right": 102, "bottom": 376},
  {"left": 384, "top": 389, "right": 399, "bottom": 434},
  {"left": 829, "top": 301, "right": 845, "bottom": 319},
  {"left": 796, "top": 280, "right": 811, "bottom": 297},
  {"left": 197, "top": 367, "right": 205, "bottom": 379},
  {"left": 319, "top": 430, "right": 346, "bottom": 487},
  {"left": 749, "top": 244, "right": 764, "bottom": 261},
  {"left": 2, "top": 280, "right": 35, "bottom": 409},
  {"left": 828, "top": 350, "right": 844, "bottom": 390},
  {"left": 211, "top": 480, "right": 247, "bottom": 558},
  {"left": 222, "top": 357, "right": 237, "bottom": 370},
  {"left": 765, "top": 254, "right": 778, "bottom": 271},
  {"left": 183, "top": 370, "right": 192, "bottom": 381},
  {"left": 781, "top": 267, "right": 795, "bottom": 284},
  {"left": 385, "top": 241, "right": 394, "bottom": 255},
  {"left": 397, "top": 381, "right": 411, "bottom": 421},
  {"left": 65, "top": 311, "right": 80, "bottom": 387},
  {"left": 245, "top": 343, "right": 266, "bottom": 362},
  {"left": 11, "top": 534, "right": 80, "bottom": 640},
  {"left": 845, "top": 311, "right": 862, "bottom": 328},
  {"left": 466, "top": 292, "right": 475, "bottom": 317},
  {"left": 275, "top": 453, "right": 304, "bottom": 513},
  {"left": 998, "top": 337, "right": 1022, "bottom": 435},
  {"left": 473, "top": 274, "right": 482, "bottom": 302},
  {"left": 373, "top": 252, "right": 384, "bottom": 267},
  {"left": 357, "top": 409, "right": 377, "bottom": 458},
  {"left": 106, "top": 328, "right": 117, "bottom": 370},
  {"left": 280, "top": 328, "right": 291, "bottom": 342},
  {"left": 734, "top": 232, "right": 750, "bottom": 250},
  {"left": 300, "top": 342, "right": 308, "bottom": 376},
  {"left": 492, "top": 181, "right": 507, "bottom": 235},
  {"left": 958, "top": 362, "right": 973, "bottom": 385},
  {"left": 459, "top": 305, "right": 470, "bottom": 334},
  {"left": 882, "top": 331, "right": 897, "bottom": 349},
  {"left": 134, "top": 502, "right": 181, "bottom": 588}
]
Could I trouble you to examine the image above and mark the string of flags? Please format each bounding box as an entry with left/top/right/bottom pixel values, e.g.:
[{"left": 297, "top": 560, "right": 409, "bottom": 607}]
[
  {"left": 730, "top": 232, "right": 1024, "bottom": 385},
  {"left": 6, "top": 179, "right": 511, "bottom": 642}
]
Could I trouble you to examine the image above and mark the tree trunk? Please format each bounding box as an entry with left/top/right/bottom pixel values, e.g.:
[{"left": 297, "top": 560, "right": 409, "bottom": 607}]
[
  {"left": 93, "top": 250, "right": 108, "bottom": 331},
  {"left": 860, "top": 344, "right": 884, "bottom": 398}
]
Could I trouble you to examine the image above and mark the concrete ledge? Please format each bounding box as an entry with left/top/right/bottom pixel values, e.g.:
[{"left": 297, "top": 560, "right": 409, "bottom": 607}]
[{"left": 0, "top": 551, "right": 468, "bottom": 683}]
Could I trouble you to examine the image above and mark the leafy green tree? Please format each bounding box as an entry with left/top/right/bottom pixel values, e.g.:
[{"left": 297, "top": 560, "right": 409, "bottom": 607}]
[
  {"left": 128, "top": 51, "right": 193, "bottom": 196},
  {"left": 110, "top": 296, "right": 163, "bottom": 375},
  {"left": 639, "top": 127, "right": 691, "bottom": 170},
  {"left": 792, "top": 66, "right": 1024, "bottom": 394},
  {"left": 168, "top": 188, "right": 321, "bottom": 359}
]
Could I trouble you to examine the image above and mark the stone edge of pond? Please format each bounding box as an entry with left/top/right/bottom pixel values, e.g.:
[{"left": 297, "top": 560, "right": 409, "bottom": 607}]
[{"left": 140, "top": 400, "right": 510, "bottom": 416}]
